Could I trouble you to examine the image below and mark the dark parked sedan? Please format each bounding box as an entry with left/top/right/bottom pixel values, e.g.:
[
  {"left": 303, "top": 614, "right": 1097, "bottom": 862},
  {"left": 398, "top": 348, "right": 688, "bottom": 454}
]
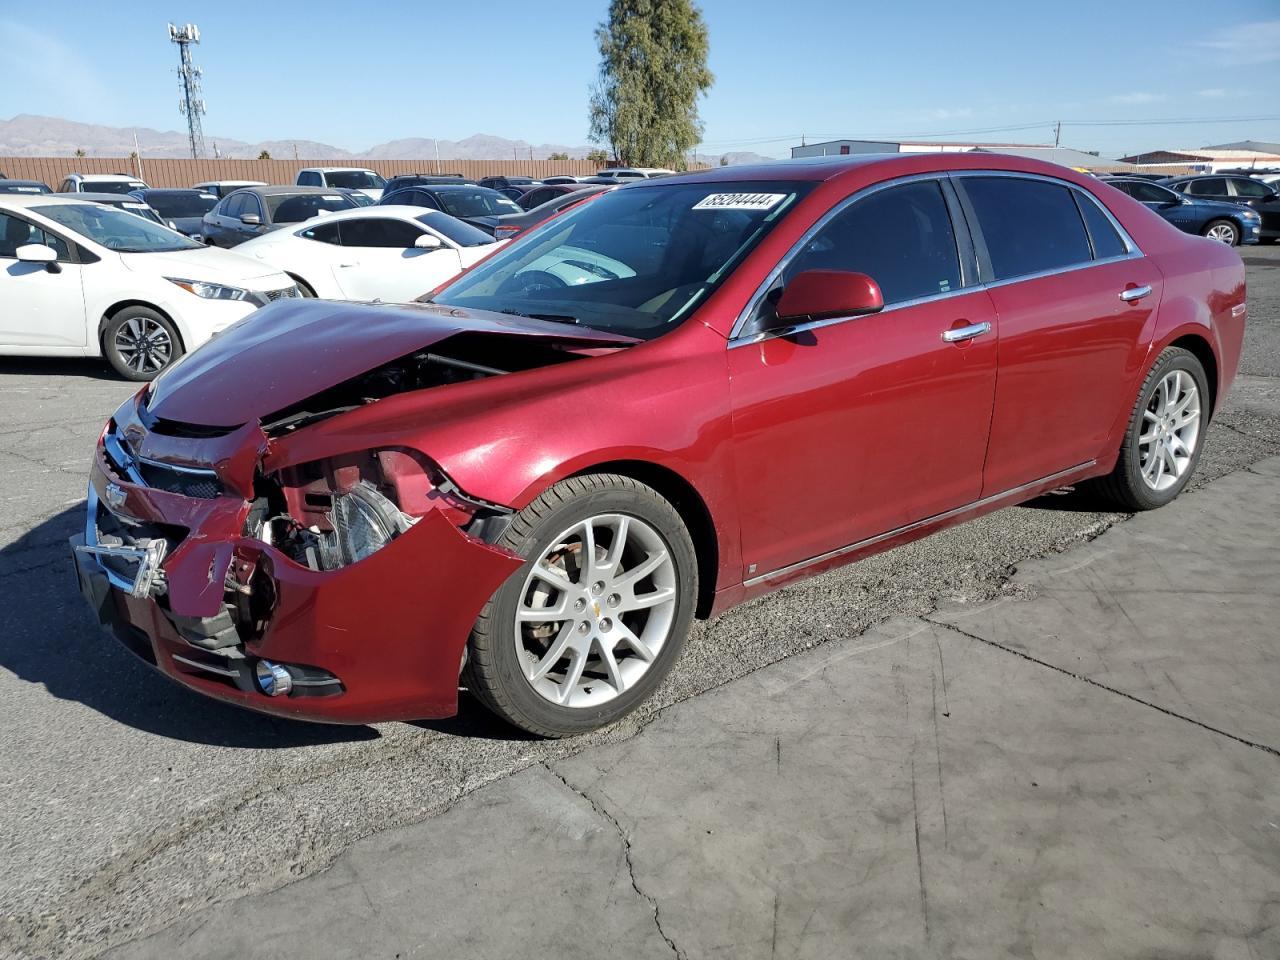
[
  {"left": 201, "top": 186, "right": 359, "bottom": 247},
  {"left": 1105, "top": 178, "right": 1261, "bottom": 245},
  {"left": 478, "top": 175, "right": 542, "bottom": 193},
  {"left": 129, "top": 188, "right": 219, "bottom": 238},
  {"left": 71, "top": 153, "right": 1245, "bottom": 737},
  {"left": 0, "top": 179, "right": 52, "bottom": 195},
  {"left": 515, "top": 182, "right": 588, "bottom": 210},
  {"left": 382, "top": 174, "right": 478, "bottom": 193},
  {"left": 1162, "top": 174, "right": 1280, "bottom": 243},
  {"left": 378, "top": 184, "right": 522, "bottom": 234},
  {"left": 66, "top": 192, "right": 165, "bottom": 225},
  {"left": 492, "top": 185, "right": 612, "bottom": 240}
]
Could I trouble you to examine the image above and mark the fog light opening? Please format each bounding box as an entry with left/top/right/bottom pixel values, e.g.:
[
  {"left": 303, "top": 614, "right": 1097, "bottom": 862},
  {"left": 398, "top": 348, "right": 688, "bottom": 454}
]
[{"left": 255, "top": 659, "right": 293, "bottom": 697}]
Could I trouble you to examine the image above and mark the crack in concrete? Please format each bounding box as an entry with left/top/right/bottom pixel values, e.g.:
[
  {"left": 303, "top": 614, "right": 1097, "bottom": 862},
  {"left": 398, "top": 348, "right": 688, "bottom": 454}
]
[
  {"left": 925, "top": 618, "right": 1280, "bottom": 759},
  {"left": 543, "top": 764, "right": 685, "bottom": 960}
]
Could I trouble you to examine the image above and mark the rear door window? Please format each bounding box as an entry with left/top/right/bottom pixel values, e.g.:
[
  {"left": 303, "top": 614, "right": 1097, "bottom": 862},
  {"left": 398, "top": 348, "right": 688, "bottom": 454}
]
[
  {"left": 1185, "top": 178, "right": 1227, "bottom": 196},
  {"left": 962, "top": 177, "right": 1093, "bottom": 281},
  {"left": 1228, "top": 177, "right": 1271, "bottom": 198},
  {"left": 1074, "top": 192, "right": 1128, "bottom": 260},
  {"left": 783, "top": 179, "right": 963, "bottom": 305}
]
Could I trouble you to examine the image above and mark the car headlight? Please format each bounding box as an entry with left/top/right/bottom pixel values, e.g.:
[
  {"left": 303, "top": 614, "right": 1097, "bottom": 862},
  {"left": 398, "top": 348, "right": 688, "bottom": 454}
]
[
  {"left": 1242, "top": 210, "right": 1261, "bottom": 220},
  {"left": 316, "top": 482, "right": 414, "bottom": 569},
  {"left": 166, "top": 277, "right": 250, "bottom": 301}
]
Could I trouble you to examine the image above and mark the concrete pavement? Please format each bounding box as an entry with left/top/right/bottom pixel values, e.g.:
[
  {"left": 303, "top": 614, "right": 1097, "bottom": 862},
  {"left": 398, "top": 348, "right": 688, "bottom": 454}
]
[{"left": 109, "top": 456, "right": 1280, "bottom": 960}]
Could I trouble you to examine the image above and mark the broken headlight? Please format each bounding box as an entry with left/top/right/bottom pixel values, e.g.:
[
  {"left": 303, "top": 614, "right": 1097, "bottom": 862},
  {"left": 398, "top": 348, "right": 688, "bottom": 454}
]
[{"left": 316, "top": 481, "right": 414, "bottom": 569}]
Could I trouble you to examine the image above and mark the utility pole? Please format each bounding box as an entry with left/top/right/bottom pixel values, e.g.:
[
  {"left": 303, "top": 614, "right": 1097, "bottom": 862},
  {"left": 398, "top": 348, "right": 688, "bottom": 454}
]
[
  {"left": 1054, "top": 121, "right": 1062, "bottom": 148},
  {"left": 132, "top": 132, "right": 144, "bottom": 181},
  {"left": 433, "top": 139, "right": 441, "bottom": 175},
  {"left": 168, "top": 23, "right": 206, "bottom": 159}
]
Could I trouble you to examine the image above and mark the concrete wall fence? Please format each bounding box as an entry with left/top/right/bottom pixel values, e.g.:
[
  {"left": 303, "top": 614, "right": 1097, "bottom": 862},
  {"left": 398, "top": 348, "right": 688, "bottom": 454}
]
[{"left": 0, "top": 157, "right": 706, "bottom": 189}]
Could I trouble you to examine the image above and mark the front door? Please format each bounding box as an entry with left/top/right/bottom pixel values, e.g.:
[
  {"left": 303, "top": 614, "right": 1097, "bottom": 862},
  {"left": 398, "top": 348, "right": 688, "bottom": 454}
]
[
  {"left": 329, "top": 217, "right": 463, "bottom": 302},
  {"left": 0, "top": 212, "right": 86, "bottom": 348},
  {"left": 728, "top": 178, "right": 998, "bottom": 579}
]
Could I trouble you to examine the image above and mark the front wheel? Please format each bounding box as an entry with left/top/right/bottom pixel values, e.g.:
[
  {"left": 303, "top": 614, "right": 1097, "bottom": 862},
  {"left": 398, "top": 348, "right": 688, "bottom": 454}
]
[
  {"left": 465, "top": 474, "right": 698, "bottom": 737},
  {"left": 1093, "top": 346, "right": 1209, "bottom": 511},
  {"left": 102, "top": 306, "right": 184, "bottom": 381},
  {"left": 1202, "top": 219, "right": 1240, "bottom": 245}
]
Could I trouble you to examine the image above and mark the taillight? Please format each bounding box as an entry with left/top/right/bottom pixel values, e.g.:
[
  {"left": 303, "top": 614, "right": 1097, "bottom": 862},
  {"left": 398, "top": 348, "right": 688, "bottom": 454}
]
[{"left": 493, "top": 225, "right": 522, "bottom": 241}]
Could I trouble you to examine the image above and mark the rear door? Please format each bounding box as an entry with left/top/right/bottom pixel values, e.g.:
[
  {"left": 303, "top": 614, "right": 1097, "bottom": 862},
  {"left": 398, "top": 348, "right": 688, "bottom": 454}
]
[
  {"left": 330, "top": 216, "right": 462, "bottom": 302},
  {"left": 1227, "top": 176, "right": 1280, "bottom": 235},
  {"left": 728, "top": 177, "right": 999, "bottom": 578},
  {"left": 955, "top": 174, "right": 1161, "bottom": 495}
]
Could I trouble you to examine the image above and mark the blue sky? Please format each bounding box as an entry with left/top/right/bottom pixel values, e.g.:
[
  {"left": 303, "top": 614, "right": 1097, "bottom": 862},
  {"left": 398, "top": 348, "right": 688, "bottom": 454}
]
[{"left": 1, "top": 0, "right": 1278, "bottom": 157}]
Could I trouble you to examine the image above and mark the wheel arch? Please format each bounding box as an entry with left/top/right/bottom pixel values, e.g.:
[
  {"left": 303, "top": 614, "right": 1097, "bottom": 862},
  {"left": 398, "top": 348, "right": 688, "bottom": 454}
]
[
  {"left": 1167, "top": 332, "right": 1219, "bottom": 418},
  {"left": 98, "top": 300, "right": 188, "bottom": 355},
  {"left": 283, "top": 271, "right": 317, "bottom": 296},
  {"left": 568, "top": 459, "right": 720, "bottom": 619}
]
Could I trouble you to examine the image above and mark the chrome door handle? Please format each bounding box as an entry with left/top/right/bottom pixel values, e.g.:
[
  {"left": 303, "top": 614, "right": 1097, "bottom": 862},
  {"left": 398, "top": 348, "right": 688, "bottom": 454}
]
[
  {"left": 1119, "top": 284, "right": 1153, "bottom": 302},
  {"left": 941, "top": 321, "right": 992, "bottom": 343}
]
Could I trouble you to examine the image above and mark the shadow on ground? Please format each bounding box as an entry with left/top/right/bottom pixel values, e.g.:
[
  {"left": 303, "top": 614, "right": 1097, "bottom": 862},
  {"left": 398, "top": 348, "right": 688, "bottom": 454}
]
[
  {"left": 0, "top": 505, "right": 379, "bottom": 748},
  {"left": 0, "top": 356, "right": 123, "bottom": 382}
]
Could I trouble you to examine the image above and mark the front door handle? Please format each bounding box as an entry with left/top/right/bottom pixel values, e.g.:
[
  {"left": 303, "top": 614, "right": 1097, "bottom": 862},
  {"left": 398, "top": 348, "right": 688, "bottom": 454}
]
[
  {"left": 1119, "top": 284, "right": 1153, "bottom": 302},
  {"left": 941, "top": 321, "right": 992, "bottom": 343}
]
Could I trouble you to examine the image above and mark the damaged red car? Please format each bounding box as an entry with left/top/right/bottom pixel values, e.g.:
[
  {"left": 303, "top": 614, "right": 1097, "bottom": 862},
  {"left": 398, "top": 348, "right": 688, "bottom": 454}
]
[{"left": 71, "top": 154, "right": 1247, "bottom": 737}]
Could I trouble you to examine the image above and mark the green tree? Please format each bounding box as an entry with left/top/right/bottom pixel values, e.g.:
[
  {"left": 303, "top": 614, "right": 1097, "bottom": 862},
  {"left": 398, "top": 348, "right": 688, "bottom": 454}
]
[
  {"left": 257, "top": 149, "right": 272, "bottom": 160},
  {"left": 586, "top": 148, "right": 609, "bottom": 165},
  {"left": 74, "top": 148, "right": 86, "bottom": 158},
  {"left": 548, "top": 151, "right": 570, "bottom": 161},
  {"left": 588, "top": 0, "right": 713, "bottom": 168}
]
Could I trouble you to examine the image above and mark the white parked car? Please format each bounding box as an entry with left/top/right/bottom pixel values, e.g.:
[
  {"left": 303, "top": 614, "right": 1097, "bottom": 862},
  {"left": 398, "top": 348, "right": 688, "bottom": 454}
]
[
  {"left": 232, "top": 205, "right": 501, "bottom": 302},
  {"left": 57, "top": 173, "right": 149, "bottom": 195},
  {"left": 295, "top": 167, "right": 386, "bottom": 201},
  {"left": 594, "top": 167, "right": 675, "bottom": 180},
  {"left": 0, "top": 195, "right": 297, "bottom": 380}
]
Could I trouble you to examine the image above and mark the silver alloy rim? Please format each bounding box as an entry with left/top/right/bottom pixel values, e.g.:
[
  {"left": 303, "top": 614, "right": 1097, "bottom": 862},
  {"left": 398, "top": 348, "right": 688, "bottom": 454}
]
[
  {"left": 113, "top": 317, "right": 173, "bottom": 373},
  {"left": 1139, "top": 369, "right": 1201, "bottom": 492},
  {"left": 1206, "top": 223, "right": 1236, "bottom": 244},
  {"left": 514, "top": 513, "right": 677, "bottom": 708}
]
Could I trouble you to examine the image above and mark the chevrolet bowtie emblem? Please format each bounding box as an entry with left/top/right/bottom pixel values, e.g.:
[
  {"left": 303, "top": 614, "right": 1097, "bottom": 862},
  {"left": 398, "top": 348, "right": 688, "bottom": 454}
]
[{"left": 104, "top": 482, "right": 127, "bottom": 510}]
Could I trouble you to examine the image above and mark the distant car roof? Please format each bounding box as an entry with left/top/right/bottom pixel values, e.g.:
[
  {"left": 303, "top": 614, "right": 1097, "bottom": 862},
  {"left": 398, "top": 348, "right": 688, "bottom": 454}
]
[
  {"left": 237, "top": 185, "right": 354, "bottom": 196},
  {"left": 59, "top": 192, "right": 156, "bottom": 204},
  {"left": 1, "top": 194, "right": 112, "bottom": 208},
  {"left": 132, "top": 187, "right": 212, "bottom": 195},
  {"left": 0, "top": 179, "right": 50, "bottom": 188},
  {"left": 193, "top": 180, "right": 266, "bottom": 186},
  {"left": 299, "top": 166, "right": 378, "bottom": 173},
  {"left": 391, "top": 183, "right": 501, "bottom": 194},
  {"left": 67, "top": 173, "right": 145, "bottom": 181}
]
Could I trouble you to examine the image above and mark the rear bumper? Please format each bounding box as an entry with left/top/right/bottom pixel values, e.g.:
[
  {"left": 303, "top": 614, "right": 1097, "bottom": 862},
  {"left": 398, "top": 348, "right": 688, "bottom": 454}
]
[{"left": 72, "top": 451, "right": 522, "bottom": 724}]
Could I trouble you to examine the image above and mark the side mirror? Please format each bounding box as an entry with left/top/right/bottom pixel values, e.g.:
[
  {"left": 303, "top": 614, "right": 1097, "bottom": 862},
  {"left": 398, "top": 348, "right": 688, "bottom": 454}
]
[
  {"left": 16, "top": 243, "right": 57, "bottom": 264},
  {"left": 769, "top": 270, "right": 884, "bottom": 329},
  {"left": 239, "top": 213, "right": 261, "bottom": 226},
  {"left": 414, "top": 233, "right": 443, "bottom": 250}
]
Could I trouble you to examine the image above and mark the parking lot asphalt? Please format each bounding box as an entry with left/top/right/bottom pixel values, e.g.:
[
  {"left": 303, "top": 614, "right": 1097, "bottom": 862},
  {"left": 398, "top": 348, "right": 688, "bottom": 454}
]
[
  {"left": 107, "top": 454, "right": 1280, "bottom": 960},
  {"left": 2, "top": 246, "right": 1279, "bottom": 959}
]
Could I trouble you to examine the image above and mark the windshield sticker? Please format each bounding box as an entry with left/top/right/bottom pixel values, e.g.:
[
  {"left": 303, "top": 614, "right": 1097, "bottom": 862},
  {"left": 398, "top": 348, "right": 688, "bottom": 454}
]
[
  {"left": 692, "top": 192, "right": 787, "bottom": 211},
  {"left": 323, "top": 195, "right": 343, "bottom": 201}
]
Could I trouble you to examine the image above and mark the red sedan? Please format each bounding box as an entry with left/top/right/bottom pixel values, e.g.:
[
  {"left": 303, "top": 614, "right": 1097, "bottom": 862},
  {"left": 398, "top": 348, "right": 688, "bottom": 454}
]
[{"left": 71, "top": 153, "right": 1246, "bottom": 737}]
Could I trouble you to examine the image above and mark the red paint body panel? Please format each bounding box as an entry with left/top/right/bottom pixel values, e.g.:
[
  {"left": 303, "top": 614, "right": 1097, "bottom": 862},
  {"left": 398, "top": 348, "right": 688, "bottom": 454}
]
[{"left": 73, "top": 152, "right": 1248, "bottom": 723}]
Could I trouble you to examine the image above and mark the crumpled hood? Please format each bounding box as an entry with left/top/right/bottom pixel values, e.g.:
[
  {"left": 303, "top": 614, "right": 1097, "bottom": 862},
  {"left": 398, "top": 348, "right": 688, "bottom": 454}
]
[
  {"left": 119, "top": 245, "right": 289, "bottom": 288},
  {"left": 145, "top": 299, "right": 636, "bottom": 427}
]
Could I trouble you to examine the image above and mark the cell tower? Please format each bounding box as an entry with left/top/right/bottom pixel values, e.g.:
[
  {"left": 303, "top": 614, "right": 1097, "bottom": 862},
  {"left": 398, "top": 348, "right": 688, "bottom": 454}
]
[{"left": 168, "top": 23, "right": 207, "bottom": 159}]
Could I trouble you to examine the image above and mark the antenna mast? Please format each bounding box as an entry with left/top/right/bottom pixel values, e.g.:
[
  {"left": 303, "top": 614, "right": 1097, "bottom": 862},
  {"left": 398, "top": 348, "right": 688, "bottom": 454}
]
[{"left": 168, "top": 23, "right": 207, "bottom": 159}]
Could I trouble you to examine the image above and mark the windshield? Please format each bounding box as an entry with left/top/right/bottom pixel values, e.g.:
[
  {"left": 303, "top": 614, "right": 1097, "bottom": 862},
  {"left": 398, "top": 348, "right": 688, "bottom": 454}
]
[
  {"left": 145, "top": 192, "right": 218, "bottom": 218},
  {"left": 267, "top": 192, "right": 358, "bottom": 223},
  {"left": 118, "top": 201, "right": 164, "bottom": 224},
  {"left": 0, "top": 182, "right": 50, "bottom": 194},
  {"left": 33, "top": 203, "right": 200, "bottom": 252},
  {"left": 324, "top": 170, "right": 386, "bottom": 189},
  {"left": 85, "top": 181, "right": 146, "bottom": 195},
  {"left": 431, "top": 180, "right": 811, "bottom": 340},
  {"left": 437, "top": 189, "right": 522, "bottom": 219},
  {"left": 416, "top": 211, "right": 494, "bottom": 247}
]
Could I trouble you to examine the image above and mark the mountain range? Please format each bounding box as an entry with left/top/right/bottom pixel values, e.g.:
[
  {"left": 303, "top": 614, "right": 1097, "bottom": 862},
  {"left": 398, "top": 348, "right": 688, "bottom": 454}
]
[{"left": 0, "top": 115, "right": 775, "bottom": 165}]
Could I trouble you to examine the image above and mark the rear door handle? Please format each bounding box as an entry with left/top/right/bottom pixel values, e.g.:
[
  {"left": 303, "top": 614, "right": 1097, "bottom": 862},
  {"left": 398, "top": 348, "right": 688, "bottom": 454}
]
[
  {"left": 1119, "top": 284, "right": 1153, "bottom": 302},
  {"left": 941, "top": 321, "right": 992, "bottom": 343}
]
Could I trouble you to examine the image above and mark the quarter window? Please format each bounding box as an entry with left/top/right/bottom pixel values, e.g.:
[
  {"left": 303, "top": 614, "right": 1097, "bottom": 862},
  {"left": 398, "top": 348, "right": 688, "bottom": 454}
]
[
  {"left": 963, "top": 177, "right": 1092, "bottom": 281},
  {"left": 1229, "top": 177, "right": 1271, "bottom": 198},
  {"left": 781, "top": 179, "right": 963, "bottom": 305}
]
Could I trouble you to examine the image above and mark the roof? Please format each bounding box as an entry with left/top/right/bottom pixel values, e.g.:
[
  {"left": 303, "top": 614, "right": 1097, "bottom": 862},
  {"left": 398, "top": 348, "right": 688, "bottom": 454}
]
[
  {"left": 1202, "top": 141, "right": 1280, "bottom": 154},
  {"left": 240, "top": 185, "right": 352, "bottom": 196},
  {"left": 132, "top": 187, "right": 210, "bottom": 195},
  {"left": 192, "top": 180, "right": 266, "bottom": 186},
  {"left": 68, "top": 192, "right": 155, "bottom": 203},
  {"left": 67, "top": 173, "right": 145, "bottom": 181},
  {"left": 0, "top": 194, "right": 100, "bottom": 208},
  {"left": 298, "top": 166, "right": 378, "bottom": 173},
  {"left": 388, "top": 183, "right": 500, "bottom": 193},
  {"left": 970, "top": 146, "right": 1131, "bottom": 170},
  {"left": 0, "top": 179, "right": 49, "bottom": 187}
]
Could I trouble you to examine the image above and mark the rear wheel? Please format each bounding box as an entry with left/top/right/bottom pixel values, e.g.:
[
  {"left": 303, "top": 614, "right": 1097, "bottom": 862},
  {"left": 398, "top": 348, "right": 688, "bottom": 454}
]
[
  {"left": 1093, "top": 346, "right": 1208, "bottom": 511},
  {"left": 102, "top": 306, "right": 184, "bottom": 381},
  {"left": 465, "top": 474, "right": 697, "bottom": 738},
  {"left": 1202, "top": 219, "right": 1240, "bottom": 245}
]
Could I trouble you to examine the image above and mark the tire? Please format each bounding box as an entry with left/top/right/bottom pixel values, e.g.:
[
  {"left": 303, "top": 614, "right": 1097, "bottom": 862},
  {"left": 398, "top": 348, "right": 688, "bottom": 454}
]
[
  {"left": 1202, "top": 219, "right": 1240, "bottom": 245},
  {"left": 466, "top": 473, "right": 698, "bottom": 738},
  {"left": 1092, "top": 346, "right": 1209, "bottom": 511},
  {"left": 102, "top": 306, "right": 184, "bottom": 381},
  {"left": 289, "top": 275, "right": 317, "bottom": 298}
]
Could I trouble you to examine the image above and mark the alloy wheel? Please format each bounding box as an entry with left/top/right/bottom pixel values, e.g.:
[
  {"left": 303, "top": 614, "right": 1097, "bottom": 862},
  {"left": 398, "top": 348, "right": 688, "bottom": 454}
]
[
  {"left": 1138, "top": 369, "right": 1201, "bottom": 492},
  {"left": 1205, "top": 223, "right": 1237, "bottom": 244},
  {"left": 113, "top": 317, "right": 173, "bottom": 374},
  {"left": 514, "top": 513, "right": 677, "bottom": 708}
]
